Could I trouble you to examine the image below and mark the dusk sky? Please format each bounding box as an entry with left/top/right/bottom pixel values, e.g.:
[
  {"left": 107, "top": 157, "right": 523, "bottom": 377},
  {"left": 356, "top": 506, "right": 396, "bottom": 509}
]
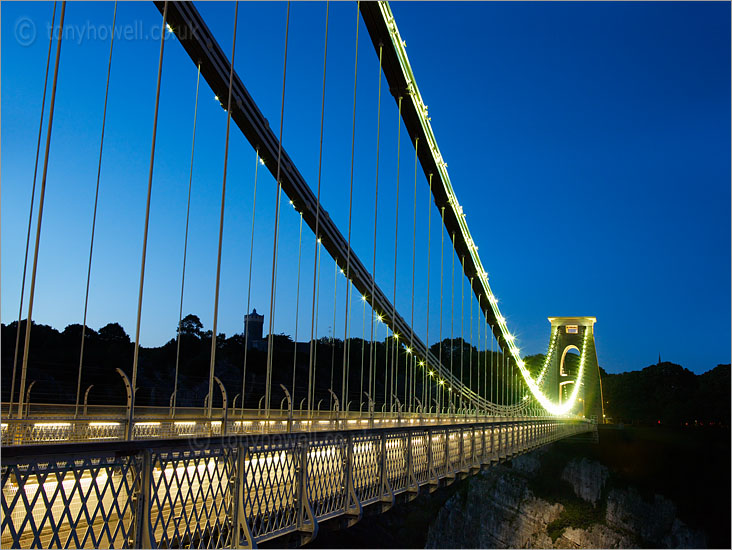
[{"left": 2, "top": 1, "right": 729, "bottom": 376}]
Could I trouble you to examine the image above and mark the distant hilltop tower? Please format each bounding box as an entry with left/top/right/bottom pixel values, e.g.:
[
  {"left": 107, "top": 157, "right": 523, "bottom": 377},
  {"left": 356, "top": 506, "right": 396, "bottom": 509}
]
[
  {"left": 244, "top": 309, "right": 265, "bottom": 350},
  {"left": 544, "top": 317, "right": 605, "bottom": 423}
]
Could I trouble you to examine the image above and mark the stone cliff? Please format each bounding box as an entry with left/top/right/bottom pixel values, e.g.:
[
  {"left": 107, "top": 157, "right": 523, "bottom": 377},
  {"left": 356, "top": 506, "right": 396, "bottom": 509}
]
[{"left": 425, "top": 448, "right": 706, "bottom": 549}]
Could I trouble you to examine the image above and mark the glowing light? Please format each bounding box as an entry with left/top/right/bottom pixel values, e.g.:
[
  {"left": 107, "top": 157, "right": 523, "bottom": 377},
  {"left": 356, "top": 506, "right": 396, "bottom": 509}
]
[
  {"left": 439, "top": 380, "right": 445, "bottom": 385},
  {"left": 214, "top": 95, "right": 219, "bottom": 101},
  {"left": 34, "top": 423, "right": 71, "bottom": 428},
  {"left": 166, "top": 23, "right": 173, "bottom": 34},
  {"left": 429, "top": 370, "right": 435, "bottom": 377},
  {"left": 506, "top": 334, "right": 515, "bottom": 342},
  {"left": 361, "top": 294, "right": 367, "bottom": 302},
  {"left": 419, "top": 361, "right": 425, "bottom": 366},
  {"left": 89, "top": 422, "right": 120, "bottom": 427},
  {"left": 406, "top": 347, "right": 412, "bottom": 354},
  {"left": 394, "top": 333, "right": 399, "bottom": 340},
  {"left": 317, "top": 238, "right": 322, "bottom": 243}
]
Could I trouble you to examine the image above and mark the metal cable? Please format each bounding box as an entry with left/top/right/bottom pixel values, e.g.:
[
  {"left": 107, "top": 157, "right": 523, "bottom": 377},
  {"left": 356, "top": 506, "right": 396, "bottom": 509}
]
[
  {"left": 425, "top": 173, "right": 433, "bottom": 410},
  {"left": 170, "top": 64, "right": 200, "bottom": 418},
  {"left": 390, "top": 95, "right": 402, "bottom": 412},
  {"left": 330, "top": 261, "right": 338, "bottom": 407},
  {"left": 10, "top": 1, "right": 57, "bottom": 418},
  {"left": 438, "top": 206, "right": 444, "bottom": 411},
  {"left": 450, "top": 232, "right": 454, "bottom": 409},
  {"left": 208, "top": 1, "right": 239, "bottom": 419},
  {"left": 307, "top": 1, "right": 330, "bottom": 412},
  {"left": 265, "top": 1, "right": 290, "bottom": 416},
  {"left": 74, "top": 2, "right": 118, "bottom": 419},
  {"left": 241, "top": 148, "right": 260, "bottom": 415},
  {"left": 341, "top": 0, "right": 358, "bottom": 410},
  {"left": 409, "top": 137, "right": 418, "bottom": 412},
  {"left": 368, "top": 43, "right": 383, "bottom": 408},
  {"left": 312, "top": 239, "right": 323, "bottom": 409},
  {"left": 18, "top": 1, "right": 66, "bottom": 420},
  {"left": 460, "top": 256, "right": 464, "bottom": 409},
  {"left": 292, "top": 212, "right": 303, "bottom": 403},
  {"left": 128, "top": 1, "right": 168, "bottom": 435}
]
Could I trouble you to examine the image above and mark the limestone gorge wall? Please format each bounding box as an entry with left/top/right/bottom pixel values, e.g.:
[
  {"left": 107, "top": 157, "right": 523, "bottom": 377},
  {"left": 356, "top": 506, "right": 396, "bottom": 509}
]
[{"left": 425, "top": 448, "right": 706, "bottom": 549}]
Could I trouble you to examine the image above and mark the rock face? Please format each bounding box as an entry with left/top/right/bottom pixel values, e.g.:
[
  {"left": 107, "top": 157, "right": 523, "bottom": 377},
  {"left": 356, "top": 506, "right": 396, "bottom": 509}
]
[
  {"left": 425, "top": 448, "right": 706, "bottom": 549},
  {"left": 605, "top": 488, "right": 706, "bottom": 548},
  {"left": 561, "top": 458, "right": 609, "bottom": 505},
  {"left": 425, "top": 467, "right": 563, "bottom": 549}
]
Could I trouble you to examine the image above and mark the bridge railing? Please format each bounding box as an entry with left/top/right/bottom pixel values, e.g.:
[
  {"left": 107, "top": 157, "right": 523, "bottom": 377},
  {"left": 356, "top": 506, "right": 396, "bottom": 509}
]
[
  {"left": 0, "top": 407, "right": 576, "bottom": 446},
  {"left": 1, "top": 418, "right": 593, "bottom": 548}
]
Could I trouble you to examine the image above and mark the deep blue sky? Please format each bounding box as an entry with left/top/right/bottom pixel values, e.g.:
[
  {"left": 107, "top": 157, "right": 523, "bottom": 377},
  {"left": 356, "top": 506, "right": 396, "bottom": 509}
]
[{"left": 2, "top": 2, "right": 729, "bottom": 375}]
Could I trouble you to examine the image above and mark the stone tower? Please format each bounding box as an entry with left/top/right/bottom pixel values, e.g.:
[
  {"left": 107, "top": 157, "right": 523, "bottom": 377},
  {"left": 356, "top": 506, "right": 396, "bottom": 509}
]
[
  {"left": 544, "top": 316, "right": 605, "bottom": 422},
  {"left": 244, "top": 308, "right": 264, "bottom": 346}
]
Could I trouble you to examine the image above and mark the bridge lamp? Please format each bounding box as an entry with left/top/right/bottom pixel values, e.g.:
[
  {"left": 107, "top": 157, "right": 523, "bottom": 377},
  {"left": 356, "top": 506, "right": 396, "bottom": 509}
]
[
  {"left": 419, "top": 361, "right": 425, "bottom": 367},
  {"left": 506, "top": 333, "right": 515, "bottom": 342},
  {"left": 497, "top": 315, "right": 506, "bottom": 324},
  {"left": 406, "top": 347, "right": 412, "bottom": 354},
  {"left": 439, "top": 380, "right": 445, "bottom": 386},
  {"left": 317, "top": 238, "right": 322, "bottom": 244},
  {"left": 377, "top": 314, "right": 384, "bottom": 323},
  {"left": 214, "top": 94, "right": 220, "bottom": 101},
  {"left": 394, "top": 333, "right": 399, "bottom": 340},
  {"left": 428, "top": 370, "right": 434, "bottom": 377},
  {"left": 166, "top": 23, "right": 174, "bottom": 34}
]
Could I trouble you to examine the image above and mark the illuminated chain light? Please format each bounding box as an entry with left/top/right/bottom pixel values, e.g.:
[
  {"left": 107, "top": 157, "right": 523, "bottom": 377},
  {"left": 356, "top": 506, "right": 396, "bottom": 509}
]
[
  {"left": 536, "top": 328, "right": 559, "bottom": 385},
  {"left": 381, "top": 1, "right": 587, "bottom": 416}
]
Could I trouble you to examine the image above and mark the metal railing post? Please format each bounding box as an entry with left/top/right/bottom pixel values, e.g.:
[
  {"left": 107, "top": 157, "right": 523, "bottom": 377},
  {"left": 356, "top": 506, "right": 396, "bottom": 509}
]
[
  {"left": 296, "top": 440, "right": 318, "bottom": 544},
  {"left": 344, "top": 432, "right": 363, "bottom": 525},
  {"left": 133, "top": 448, "right": 155, "bottom": 548}
]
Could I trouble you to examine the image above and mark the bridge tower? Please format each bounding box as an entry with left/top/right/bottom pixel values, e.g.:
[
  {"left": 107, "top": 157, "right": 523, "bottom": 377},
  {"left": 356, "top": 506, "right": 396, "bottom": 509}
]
[{"left": 545, "top": 317, "right": 605, "bottom": 422}]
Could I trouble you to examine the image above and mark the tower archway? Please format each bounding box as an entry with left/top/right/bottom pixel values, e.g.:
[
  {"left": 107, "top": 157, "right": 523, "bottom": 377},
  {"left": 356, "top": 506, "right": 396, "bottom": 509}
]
[{"left": 544, "top": 317, "right": 605, "bottom": 422}]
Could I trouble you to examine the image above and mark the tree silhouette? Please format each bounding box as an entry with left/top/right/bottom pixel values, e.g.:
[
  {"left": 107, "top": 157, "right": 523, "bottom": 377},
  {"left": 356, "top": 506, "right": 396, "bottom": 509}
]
[
  {"left": 179, "top": 314, "right": 203, "bottom": 338},
  {"left": 98, "top": 322, "right": 129, "bottom": 343}
]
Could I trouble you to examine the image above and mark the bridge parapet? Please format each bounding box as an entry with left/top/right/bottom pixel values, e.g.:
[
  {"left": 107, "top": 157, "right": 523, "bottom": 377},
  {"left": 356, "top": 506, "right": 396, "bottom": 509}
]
[{"left": 1, "top": 418, "right": 593, "bottom": 548}]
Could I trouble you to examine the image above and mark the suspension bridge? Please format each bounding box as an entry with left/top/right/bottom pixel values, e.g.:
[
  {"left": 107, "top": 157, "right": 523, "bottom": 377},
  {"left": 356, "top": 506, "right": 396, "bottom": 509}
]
[{"left": 2, "top": 1, "right": 604, "bottom": 547}]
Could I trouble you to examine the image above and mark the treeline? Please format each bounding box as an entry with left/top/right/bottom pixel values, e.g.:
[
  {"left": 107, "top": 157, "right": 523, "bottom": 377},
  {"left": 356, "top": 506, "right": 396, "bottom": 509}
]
[
  {"left": 600, "top": 361, "right": 730, "bottom": 426},
  {"left": 1, "top": 317, "right": 515, "bottom": 411}
]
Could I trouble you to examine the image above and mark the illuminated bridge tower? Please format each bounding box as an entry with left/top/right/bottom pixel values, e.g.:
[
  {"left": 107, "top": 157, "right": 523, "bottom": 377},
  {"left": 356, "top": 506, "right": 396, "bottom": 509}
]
[{"left": 545, "top": 317, "right": 605, "bottom": 422}]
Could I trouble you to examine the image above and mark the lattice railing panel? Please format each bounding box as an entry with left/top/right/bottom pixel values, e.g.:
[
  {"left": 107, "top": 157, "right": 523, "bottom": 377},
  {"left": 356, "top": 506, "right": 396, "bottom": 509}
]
[
  {"left": 462, "top": 430, "right": 473, "bottom": 469},
  {"left": 148, "top": 447, "right": 235, "bottom": 549},
  {"left": 384, "top": 433, "right": 408, "bottom": 493},
  {"left": 351, "top": 435, "right": 381, "bottom": 504},
  {"left": 306, "top": 438, "right": 346, "bottom": 519},
  {"left": 243, "top": 443, "right": 297, "bottom": 539},
  {"left": 411, "top": 433, "right": 429, "bottom": 484},
  {"left": 1, "top": 454, "right": 139, "bottom": 549},
  {"left": 473, "top": 427, "right": 483, "bottom": 461},
  {"left": 447, "top": 429, "right": 461, "bottom": 473},
  {"left": 430, "top": 430, "right": 447, "bottom": 477}
]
